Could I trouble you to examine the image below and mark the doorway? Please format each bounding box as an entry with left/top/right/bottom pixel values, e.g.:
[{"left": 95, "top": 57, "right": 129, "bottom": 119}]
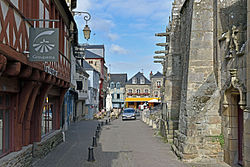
[{"left": 223, "top": 89, "right": 243, "bottom": 166}]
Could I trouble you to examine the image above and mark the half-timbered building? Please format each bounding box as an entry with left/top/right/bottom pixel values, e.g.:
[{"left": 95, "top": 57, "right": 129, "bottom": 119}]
[{"left": 0, "top": 0, "right": 76, "bottom": 164}]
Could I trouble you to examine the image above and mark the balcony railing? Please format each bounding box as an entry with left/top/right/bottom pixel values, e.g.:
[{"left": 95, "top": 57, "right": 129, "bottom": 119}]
[{"left": 127, "top": 93, "right": 150, "bottom": 96}]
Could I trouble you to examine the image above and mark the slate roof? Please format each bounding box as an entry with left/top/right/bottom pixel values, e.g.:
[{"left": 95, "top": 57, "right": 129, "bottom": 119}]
[
  {"left": 126, "top": 72, "right": 151, "bottom": 85},
  {"left": 152, "top": 71, "right": 163, "bottom": 78},
  {"left": 82, "top": 59, "right": 95, "bottom": 70},
  {"left": 84, "top": 45, "right": 104, "bottom": 49},
  {"left": 84, "top": 50, "right": 102, "bottom": 59},
  {"left": 109, "top": 74, "right": 128, "bottom": 87}
]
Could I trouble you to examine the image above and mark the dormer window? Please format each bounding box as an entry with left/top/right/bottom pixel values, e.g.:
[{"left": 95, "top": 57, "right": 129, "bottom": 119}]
[
  {"left": 116, "top": 82, "right": 120, "bottom": 89},
  {"left": 140, "top": 77, "right": 145, "bottom": 84},
  {"left": 132, "top": 78, "right": 137, "bottom": 84},
  {"left": 110, "top": 82, "right": 115, "bottom": 89}
]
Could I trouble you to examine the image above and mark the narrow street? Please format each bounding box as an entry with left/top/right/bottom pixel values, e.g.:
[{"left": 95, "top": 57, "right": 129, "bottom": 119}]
[
  {"left": 98, "top": 118, "right": 189, "bottom": 167},
  {"left": 33, "top": 117, "right": 189, "bottom": 167}
]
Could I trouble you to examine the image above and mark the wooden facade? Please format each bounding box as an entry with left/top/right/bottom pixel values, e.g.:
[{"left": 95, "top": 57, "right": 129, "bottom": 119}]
[{"left": 0, "top": 0, "right": 74, "bottom": 156}]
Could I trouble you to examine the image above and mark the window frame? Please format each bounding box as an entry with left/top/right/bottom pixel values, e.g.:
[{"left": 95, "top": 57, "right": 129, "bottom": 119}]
[
  {"left": 116, "top": 82, "right": 120, "bottom": 89},
  {"left": 41, "top": 101, "right": 54, "bottom": 136},
  {"left": 157, "top": 81, "right": 161, "bottom": 87},
  {"left": 136, "top": 89, "right": 140, "bottom": 94},
  {"left": 0, "top": 93, "right": 13, "bottom": 157},
  {"left": 140, "top": 77, "right": 145, "bottom": 84}
]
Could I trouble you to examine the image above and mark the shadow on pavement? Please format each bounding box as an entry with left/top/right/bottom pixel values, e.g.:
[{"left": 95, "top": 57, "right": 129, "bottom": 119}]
[{"left": 32, "top": 120, "right": 120, "bottom": 167}]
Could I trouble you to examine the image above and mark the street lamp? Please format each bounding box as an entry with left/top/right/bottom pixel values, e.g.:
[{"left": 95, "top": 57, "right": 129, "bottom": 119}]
[
  {"left": 73, "top": 11, "right": 91, "bottom": 40},
  {"left": 83, "top": 24, "right": 91, "bottom": 40}
]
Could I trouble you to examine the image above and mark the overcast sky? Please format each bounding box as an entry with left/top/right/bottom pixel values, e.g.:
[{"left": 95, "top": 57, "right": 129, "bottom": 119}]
[{"left": 74, "top": 0, "right": 172, "bottom": 79}]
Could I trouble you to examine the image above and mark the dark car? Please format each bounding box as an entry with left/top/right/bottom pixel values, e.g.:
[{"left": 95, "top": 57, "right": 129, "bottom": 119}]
[{"left": 122, "top": 108, "right": 136, "bottom": 120}]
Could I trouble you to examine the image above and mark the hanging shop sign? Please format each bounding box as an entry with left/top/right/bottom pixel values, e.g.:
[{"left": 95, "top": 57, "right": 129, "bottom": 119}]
[{"left": 29, "top": 28, "right": 59, "bottom": 62}]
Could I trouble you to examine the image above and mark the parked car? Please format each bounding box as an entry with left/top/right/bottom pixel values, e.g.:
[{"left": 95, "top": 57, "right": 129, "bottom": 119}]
[{"left": 122, "top": 108, "right": 136, "bottom": 120}]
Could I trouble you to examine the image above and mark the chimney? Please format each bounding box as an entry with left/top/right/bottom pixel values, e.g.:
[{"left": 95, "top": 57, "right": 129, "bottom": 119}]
[{"left": 150, "top": 71, "right": 153, "bottom": 80}]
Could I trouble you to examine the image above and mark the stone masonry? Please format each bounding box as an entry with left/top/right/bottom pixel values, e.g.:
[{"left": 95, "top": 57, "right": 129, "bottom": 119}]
[
  {"left": 245, "top": 0, "right": 250, "bottom": 166},
  {"left": 163, "top": 0, "right": 185, "bottom": 142},
  {"left": 0, "top": 130, "right": 63, "bottom": 167},
  {"left": 164, "top": 0, "right": 249, "bottom": 166}
]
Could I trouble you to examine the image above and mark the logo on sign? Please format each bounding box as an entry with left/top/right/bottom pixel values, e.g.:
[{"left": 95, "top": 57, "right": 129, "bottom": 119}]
[
  {"left": 33, "top": 31, "right": 56, "bottom": 53},
  {"left": 29, "top": 28, "right": 59, "bottom": 62}
]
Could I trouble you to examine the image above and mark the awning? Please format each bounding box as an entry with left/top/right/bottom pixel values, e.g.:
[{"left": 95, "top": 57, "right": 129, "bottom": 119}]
[
  {"left": 125, "top": 97, "right": 160, "bottom": 102},
  {"left": 148, "top": 99, "right": 160, "bottom": 103}
]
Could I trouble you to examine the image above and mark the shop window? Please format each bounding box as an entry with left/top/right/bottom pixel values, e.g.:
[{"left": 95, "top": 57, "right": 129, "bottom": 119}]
[
  {"left": 117, "top": 94, "right": 120, "bottom": 99},
  {"left": 41, "top": 98, "right": 54, "bottom": 136},
  {"left": 0, "top": 94, "right": 11, "bottom": 155}
]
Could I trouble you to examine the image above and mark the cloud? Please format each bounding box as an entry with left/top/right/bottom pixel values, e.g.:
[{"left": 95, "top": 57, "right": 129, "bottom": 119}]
[
  {"left": 129, "top": 23, "right": 149, "bottom": 30},
  {"left": 110, "top": 44, "right": 128, "bottom": 54},
  {"left": 109, "top": 61, "right": 162, "bottom": 79},
  {"left": 75, "top": 0, "right": 91, "bottom": 11},
  {"left": 91, "top": 0, "right": 172, "bottom": 19},
  {"left": 90, "top": 18, "right": 115, "bottom": 32},
  {"left": 108, "top": 33, "right": 119, "bottom": 41}
]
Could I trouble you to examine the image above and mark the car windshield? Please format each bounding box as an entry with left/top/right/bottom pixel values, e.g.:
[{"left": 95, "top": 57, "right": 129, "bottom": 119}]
[{"left": 124, "top": 110, "right": 135, "bottom": 113}]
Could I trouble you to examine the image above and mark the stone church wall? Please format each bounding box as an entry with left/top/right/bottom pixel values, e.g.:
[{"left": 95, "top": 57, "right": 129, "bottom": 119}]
[
  {"left": 169, "top": 0, "right": 249, "bottom": 166},
  {"left": 172, "top": 0, "right": 223, "bottom": 162}
]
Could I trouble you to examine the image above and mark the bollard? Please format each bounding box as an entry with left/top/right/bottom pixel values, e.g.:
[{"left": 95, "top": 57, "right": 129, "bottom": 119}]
[
  {"left": 95, "top": 130, "right": 99, "bottom": 138},
  {"left": 92, "top": 136, "right": 97, "bottom": 147},
  {"left": 98, "top": 123, "right": 101, "bottom": 130},
  {"left": 87, "top": 147, "right": 95, "bottom": 162},
  {"left": 109, "top": 118, "right": 111, "bottom": 122},
  {"left": 105, "top": 119, "right": 108, "bottom": 125}
]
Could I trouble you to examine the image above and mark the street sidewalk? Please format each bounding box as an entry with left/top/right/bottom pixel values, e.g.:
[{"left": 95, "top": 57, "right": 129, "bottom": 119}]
[{"left": 32, "top": 120, "right": 100, "bottom": 167}]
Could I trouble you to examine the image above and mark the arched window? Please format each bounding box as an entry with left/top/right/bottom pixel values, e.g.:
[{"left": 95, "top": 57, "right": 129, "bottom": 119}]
[
  {"left": 145, "top": 89, "right": 148, "bottom": 93},
  {"left": 154, "top": 91, "right": 158, "bottom": 97},
  {"left": 137, "top": 89, "right": 140, "bottom": 94},
  {"left": 128, "top": 89, "right": 132, "bottom": 93}
]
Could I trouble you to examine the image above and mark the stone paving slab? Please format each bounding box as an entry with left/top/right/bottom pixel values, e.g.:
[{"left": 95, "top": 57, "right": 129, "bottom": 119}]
[{"left": 33, "top": 117, "right": 230, "bottom": 167}]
